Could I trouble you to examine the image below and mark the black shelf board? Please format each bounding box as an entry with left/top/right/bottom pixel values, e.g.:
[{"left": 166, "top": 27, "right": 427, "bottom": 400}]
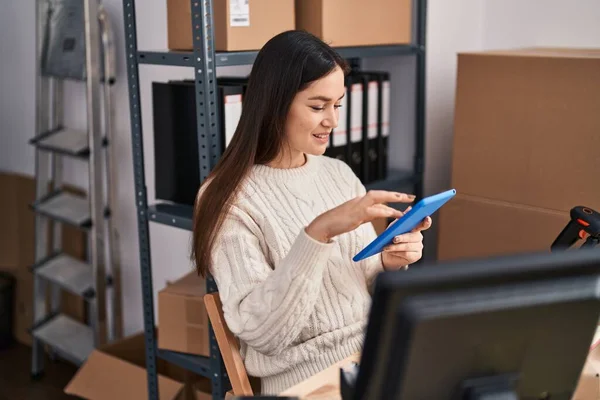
[
  {"left": 138, "top": 44, "right": 420, "bottom": 67},
  {"left": 157, "top": 349, "right": 211, "bottom": 377},
  {"left": 148, "top": 202, "right": 193, "bottom": 230}
]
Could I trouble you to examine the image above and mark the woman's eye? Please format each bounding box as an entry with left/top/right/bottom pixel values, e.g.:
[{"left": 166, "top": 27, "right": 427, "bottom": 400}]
[
  {"left": 334, "top": 104, "right": 342, "bottom": 109},
  {"left": 310, "top": 106, "right": 325, "bottom": 111}
]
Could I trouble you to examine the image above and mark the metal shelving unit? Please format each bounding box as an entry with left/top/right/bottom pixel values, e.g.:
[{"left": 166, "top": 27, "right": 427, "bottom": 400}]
[{"left": 122, "top": 0, "right": 427, "bottom": 398}]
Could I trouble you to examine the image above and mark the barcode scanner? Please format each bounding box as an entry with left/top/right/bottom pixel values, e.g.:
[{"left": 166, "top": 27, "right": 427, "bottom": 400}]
[{"left": 551, "top": 206, "right": 600, "bottom": 251}]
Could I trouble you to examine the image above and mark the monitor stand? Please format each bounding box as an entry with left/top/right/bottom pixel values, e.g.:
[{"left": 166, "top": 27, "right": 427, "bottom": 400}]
[{"left": 457, "top": 373, "right": 520, "bottom": 400}]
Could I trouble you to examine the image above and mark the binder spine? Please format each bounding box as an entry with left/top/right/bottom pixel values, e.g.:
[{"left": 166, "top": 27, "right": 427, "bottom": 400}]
[{"left": 349, "top": 76, "right": 365, "bottom": 181}]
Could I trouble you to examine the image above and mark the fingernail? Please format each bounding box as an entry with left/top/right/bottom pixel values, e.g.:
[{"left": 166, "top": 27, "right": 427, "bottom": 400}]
[{"left": 393, "top": 237, "right": 400, "bottom": 243}]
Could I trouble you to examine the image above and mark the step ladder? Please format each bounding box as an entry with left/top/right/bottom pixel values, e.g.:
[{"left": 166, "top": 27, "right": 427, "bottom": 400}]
[{"left": 30, "top": 0, "right": 122, "bottom": 377}]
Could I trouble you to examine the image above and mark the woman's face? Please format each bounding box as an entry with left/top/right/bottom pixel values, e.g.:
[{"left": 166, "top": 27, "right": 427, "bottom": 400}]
[{"left": 281, "top": 66, "right": 346, "bottom": 166}]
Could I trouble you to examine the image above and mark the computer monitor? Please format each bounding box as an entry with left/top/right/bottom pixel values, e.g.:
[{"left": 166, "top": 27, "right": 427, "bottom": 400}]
[{"left": 344, "top": 248, "right": 600, "bottom": 400}]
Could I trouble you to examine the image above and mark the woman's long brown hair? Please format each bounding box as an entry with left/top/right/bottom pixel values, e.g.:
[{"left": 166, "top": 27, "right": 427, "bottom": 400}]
[{"left": 191, "top": 30, "right": 349, "bottom": 277}]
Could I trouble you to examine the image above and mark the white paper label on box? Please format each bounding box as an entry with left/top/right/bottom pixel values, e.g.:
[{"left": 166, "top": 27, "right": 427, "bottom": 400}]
[{"left": 230, "top": 0, "right": 250, "bottom": 27}]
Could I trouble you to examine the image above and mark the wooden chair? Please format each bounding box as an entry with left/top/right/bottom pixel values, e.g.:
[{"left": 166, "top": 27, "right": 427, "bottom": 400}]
[{"left": 203, "top": 292, "right": 255, "bottom": 397}]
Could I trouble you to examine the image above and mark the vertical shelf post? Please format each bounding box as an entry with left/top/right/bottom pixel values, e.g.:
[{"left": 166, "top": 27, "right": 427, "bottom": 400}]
[
  {"left": 191, "top": 0, "right": 230, "bottom": 396},
  {"left": 121, "top": 1, "right": 160, "bottom": 399},
  {"left": 414, "top": 0, "right": 427, "bottom": 200}
]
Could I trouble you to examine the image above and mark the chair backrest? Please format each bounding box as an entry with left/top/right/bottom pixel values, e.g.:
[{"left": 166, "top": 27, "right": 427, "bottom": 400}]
[{"left": 203, "top": 292, "right": 254, "bottom": 396}]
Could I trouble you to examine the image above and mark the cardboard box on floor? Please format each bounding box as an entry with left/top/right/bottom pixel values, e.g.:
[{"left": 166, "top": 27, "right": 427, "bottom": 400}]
[
  {"left": 0, "top": 172, "right": 87, "bottom": 345},
  {"left": 439, "top": 48, "right": 600, "bottom": 261},
  {"left": 158, "top": 271, "right": 210, "bottom": 357},
  {"left": 65, "top": 332, "right": 212, "bottom": 399},
  {"left": 167, "top": 0, "right": 295, "bottom": 51},
  {"left": 295, "top": 0, "right": 412, "bottom": 47}
]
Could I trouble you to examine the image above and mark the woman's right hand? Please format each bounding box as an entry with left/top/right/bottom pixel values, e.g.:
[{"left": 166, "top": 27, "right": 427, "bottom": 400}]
[{"left": 305, "top": 190, "right": 416, "bottom": 243}]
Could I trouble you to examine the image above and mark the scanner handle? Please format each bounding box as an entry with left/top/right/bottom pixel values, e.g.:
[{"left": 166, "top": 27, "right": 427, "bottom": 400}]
[{"left": 551, "top": 206, "right": 600, "bottom": 251}]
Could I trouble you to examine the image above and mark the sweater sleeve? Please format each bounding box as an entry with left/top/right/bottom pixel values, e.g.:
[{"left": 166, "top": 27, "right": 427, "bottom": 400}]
[{"left": 210, "top": 205, "right": 335, "bottom": 357}]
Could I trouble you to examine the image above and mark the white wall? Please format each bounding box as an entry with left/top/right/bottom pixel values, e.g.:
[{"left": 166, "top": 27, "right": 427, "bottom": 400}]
[
  {"left": 423, "top": 0, "right": 484, "bottom": 196},
  {"left": 482, "top": 0, "right": 600, "bottom": 49},
  {"left": 0, "top": 2, "right": 37, "bottom": 176},
  {"left": 1, "top": 0, "right": 599, "bottom": 336}
]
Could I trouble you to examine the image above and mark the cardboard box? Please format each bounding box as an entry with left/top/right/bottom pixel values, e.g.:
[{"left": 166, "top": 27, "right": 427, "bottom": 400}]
[
  {"left": 295, "top": 0, "right": 412, "bottom": 47},
  {"left": 158, "top": 271, "right": 209, "bottom": 357},
  {"left": 0, "top": 172, "right": 36, "bottom": 269},
  {"left": 437, "top": 194, "right": 569, "bottom": 261},
  {"left": 452, "top": 48, "right": 600, "bottom": 213},
  {"left": 0, "top": 172, "right": 87, "bottom": 345},
  {"left": 167, "top": 0, "right": 295, "bottom": 51},
  {"left": 65, "top": 333, "right": 212, "bottom": 399}
]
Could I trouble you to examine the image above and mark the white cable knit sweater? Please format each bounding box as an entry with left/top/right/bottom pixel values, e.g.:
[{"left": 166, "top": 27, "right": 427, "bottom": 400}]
[{"left": 208, "top": 154, "right": 384, "bottom": 395}]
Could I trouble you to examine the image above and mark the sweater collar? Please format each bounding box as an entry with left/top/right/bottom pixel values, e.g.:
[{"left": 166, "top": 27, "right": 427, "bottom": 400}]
[{"left": 251, "top": 154, "right": 320, "bottom": 181}]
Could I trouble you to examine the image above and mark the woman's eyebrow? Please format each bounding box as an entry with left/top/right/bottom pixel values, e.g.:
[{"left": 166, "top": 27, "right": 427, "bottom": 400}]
[{"left": 308, "top": 93, "right": 345, "bottom": 101}]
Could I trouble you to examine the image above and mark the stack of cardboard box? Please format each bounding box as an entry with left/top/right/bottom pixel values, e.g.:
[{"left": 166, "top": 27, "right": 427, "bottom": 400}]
[
  {"left": 438, "top": 48, "right": 600, "bottom": 261},
  {"left": 157, "top": 271, "right": 210, "bottom": 358},
  {"left": 166, "top": 0, "right": 413, "bottom": 52}
]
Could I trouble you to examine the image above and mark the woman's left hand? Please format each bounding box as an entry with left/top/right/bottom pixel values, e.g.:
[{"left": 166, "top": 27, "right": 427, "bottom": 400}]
[{"left": 381, "top": 214, "right": 432, "bottom": 271}]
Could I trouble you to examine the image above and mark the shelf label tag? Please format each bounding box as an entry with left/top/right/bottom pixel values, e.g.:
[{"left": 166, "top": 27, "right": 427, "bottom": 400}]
[{"left": 230, "top": 0, "right": 250, "bottom": 27}]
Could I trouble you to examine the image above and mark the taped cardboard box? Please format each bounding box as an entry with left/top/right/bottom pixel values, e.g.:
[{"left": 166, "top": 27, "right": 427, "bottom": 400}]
[
  {"left": 65, "top": 332, "right": 212, "bottom": 399},
  {"left": 158, "top": 271, "right": 209, "bottom": 357},
  {"left": 167, "top": 0, "right": 295, "bottom": 51},
  {"left": 437, "top": 194, "right": 569, "bottom": 261},
  {"left": 451, "top": 48, "right": 600, "bottom": 213},
  {"left": 295, "top": 0, "right": 412, "bottom": 47}
]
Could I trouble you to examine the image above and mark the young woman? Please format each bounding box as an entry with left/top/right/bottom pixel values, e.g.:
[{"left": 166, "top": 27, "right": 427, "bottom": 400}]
[{"left": 191, "top": 30, "right": 432, "bottom": 395}]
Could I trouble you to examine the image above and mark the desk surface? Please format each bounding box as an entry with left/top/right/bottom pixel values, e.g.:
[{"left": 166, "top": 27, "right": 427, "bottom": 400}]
[{"left": 280, "top": 347, "right": 600, "bottom": 400}]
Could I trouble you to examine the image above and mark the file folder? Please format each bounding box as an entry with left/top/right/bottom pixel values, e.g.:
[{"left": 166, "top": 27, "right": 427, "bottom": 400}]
[
  {"left": 218, "top": 85, "right": 243, "bottom": 150},
  {"left": 380, "top": 73, "right": 391, "bottom": 180},
  {"left": 152, "top": 80, "right": 200, "bottom": 206},
  {"left": 151, "top": 76, "right": 248, "bottom": 206},
  {"left": 216, "top": 78, "right": 246, "bottom": 150},
  {"left": 326, "top": 76, "right": 351, "bottom": 164},
  {"left": 364, "top": 72, "right": 380, "bottom": 184},
  {"left": 347, "top": 73, "right": 366, "bottom": 181},
  {"left": 361, "top": 71, "right": 391, "bottom": 182}
]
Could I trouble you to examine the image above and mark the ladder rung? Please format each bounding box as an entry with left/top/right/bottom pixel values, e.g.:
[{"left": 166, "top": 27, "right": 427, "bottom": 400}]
[
  {"left": 30, "top": 128, "right": 90, "bottom": 158},
  {"left": 35, "top": 254, "right": 94, "bottom": 299},
  {"left": 32, "top": 192, "right": 91, "bottom": 228},
  {"left": 31, "top": 314, "right": 94, "bottom": 366}
]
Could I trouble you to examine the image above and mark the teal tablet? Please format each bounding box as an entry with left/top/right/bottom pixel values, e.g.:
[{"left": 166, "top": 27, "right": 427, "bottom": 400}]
[{"left": 353, "top": 189, "right": 457, "bottom": 262}]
